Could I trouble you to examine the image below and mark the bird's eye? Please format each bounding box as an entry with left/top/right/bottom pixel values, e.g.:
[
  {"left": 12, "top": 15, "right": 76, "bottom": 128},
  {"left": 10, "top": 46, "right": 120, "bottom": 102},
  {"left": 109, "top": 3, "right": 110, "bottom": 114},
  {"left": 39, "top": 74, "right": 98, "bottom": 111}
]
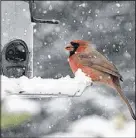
[{"left": 70, "top": 42, "right": 79, "bottom": 48}]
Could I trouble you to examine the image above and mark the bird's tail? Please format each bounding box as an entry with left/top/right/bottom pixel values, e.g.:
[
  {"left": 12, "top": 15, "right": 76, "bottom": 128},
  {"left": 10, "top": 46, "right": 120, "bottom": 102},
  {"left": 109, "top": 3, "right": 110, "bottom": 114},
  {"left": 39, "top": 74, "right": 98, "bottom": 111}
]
[{"left": 112, "top": 77, "right": 136, "bottom": 120}]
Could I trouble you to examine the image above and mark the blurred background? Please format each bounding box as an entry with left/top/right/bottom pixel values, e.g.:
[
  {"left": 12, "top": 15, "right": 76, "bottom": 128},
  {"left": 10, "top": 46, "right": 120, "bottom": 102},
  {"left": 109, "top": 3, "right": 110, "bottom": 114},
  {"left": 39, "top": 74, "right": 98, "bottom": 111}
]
[{"left": 1, "top": 1, "right": 135, "bottom": 137}]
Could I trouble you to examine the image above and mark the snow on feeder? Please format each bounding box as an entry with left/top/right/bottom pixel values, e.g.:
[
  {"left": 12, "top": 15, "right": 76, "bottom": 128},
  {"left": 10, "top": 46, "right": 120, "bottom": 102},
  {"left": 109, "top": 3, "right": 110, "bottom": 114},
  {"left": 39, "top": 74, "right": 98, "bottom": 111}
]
[{"left": 1, "top": 69, "right": 92, "bottom": 99}]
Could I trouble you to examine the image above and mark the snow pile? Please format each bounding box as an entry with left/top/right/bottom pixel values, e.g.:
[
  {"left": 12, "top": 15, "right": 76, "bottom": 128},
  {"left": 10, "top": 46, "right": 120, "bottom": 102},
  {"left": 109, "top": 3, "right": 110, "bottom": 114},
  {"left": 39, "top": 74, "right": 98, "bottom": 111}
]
[
  {"left": 1, "top": 69, "right": 92, "bottom": 99},
  {"left": 46, "top": 115, "right": 135, "bottom": 137},
  {"left": 2, "top": 96, "right": 41, "bottom": 115}
]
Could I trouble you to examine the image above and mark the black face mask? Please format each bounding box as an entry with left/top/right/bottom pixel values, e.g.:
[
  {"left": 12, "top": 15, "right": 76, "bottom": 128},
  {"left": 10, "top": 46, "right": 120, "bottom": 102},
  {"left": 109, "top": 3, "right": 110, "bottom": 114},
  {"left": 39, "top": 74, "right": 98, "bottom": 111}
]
[{"left": 69, "top": 42, "right": 79, "bottom": 57}]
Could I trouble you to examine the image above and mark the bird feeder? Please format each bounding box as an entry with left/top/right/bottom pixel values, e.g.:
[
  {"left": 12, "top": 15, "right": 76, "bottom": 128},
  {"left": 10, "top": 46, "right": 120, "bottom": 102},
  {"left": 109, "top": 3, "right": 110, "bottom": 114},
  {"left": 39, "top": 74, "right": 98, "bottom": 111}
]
[
  {"left": 1, "top": 1, "right": 90, "bottom": 98},
  {"left": 2, "top": 39, "right": 30, "bottom": 78}
]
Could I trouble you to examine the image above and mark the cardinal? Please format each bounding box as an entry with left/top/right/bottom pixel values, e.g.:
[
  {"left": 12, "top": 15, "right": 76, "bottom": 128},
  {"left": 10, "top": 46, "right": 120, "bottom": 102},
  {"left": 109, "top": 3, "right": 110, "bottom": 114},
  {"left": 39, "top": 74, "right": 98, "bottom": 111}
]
[{"left": 65, "top": 40, "right": 136, "bottom": 120}]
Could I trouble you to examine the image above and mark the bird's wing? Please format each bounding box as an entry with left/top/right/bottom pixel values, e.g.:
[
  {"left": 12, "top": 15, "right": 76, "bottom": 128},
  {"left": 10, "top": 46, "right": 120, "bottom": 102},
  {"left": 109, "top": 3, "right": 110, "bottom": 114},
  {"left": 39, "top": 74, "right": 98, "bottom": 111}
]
[{"left": 77, "top": 50, "right": 123, "bottom": 81}]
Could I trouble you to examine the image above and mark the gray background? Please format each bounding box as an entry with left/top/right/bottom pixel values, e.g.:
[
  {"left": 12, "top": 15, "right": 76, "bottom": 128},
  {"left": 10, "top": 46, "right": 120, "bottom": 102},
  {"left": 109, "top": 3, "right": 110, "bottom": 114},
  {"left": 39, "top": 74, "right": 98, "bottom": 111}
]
[{"left": 1, "top": 1, "right": 135, "bottom": 137}]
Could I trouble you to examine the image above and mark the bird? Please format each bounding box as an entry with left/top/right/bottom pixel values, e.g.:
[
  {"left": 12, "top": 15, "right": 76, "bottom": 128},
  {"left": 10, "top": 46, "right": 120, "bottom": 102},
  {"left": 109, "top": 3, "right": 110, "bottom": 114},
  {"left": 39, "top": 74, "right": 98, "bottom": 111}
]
[{"left": 65, "top": 39, "right": 136, "bottom": 120}]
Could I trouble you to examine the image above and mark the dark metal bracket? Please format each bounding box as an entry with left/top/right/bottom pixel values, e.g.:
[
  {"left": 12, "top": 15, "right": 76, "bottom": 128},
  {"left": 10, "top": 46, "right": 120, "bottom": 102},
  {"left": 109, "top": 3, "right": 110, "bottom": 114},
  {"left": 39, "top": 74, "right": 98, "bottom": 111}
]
[{"left": 29, "top": 0, "right": 59, "bottom": 24}]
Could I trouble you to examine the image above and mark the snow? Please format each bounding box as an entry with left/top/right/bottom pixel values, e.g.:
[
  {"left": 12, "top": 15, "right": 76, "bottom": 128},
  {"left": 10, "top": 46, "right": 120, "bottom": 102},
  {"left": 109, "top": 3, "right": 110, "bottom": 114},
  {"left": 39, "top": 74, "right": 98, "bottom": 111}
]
[
  {"left": 1, "top": 69, "right": 92, "bottom": 99},
  {"left": 88, "top": 9, "right": 91, "bottom": 13},
  {"left": 61, "top": 116, "right": 135, "bottom": 137},
  {"left": 49, "top": 5, "right": 53, "bottom": 11},
  {"left": 88, "top": 31, "right": 91, "bottom": 35},
  {"left": 48, "top": 55, "right": 51, "bottom": 59},
  {"left": 1, "top": 1, "right": 135, "bottom": 137},
  {"left": 43, "top": 10, "right": 47, "bottom": 14},
  {"left": 62, "top": 23, "right": 66, "bottom": 26},
  {"left": 79, "top": 3, "right": 86, "bottom": 8},
  {"left": 123, "top": 51, "right": 131, "bottom": 60},
  {"left": 116, "top": 3, "right": 121, "bottom": 8},
  {"left": 103, "top": 49, "right": 106, "bottom": 52},
  {"left": 39, "top": 65, "right": 43, "bottom": 69},
  {"left": 46, "top": 115, "right": 135, "bottom": 137},
  {"left": 34, "top": 29, "right": 37, "bottom": 33},
  {"left": 23, "top": 8, "right": 26, "bottom": 12},
  {"left": 46, "top": 98, "right": 71, "bottom": 113},
  {"left": 44, "top": 42, "right": 47, "bottom": 45},
  {"left": 113, "top": 44, "right": 116, "bottom": 48},
  {"left": 3, "top": 96, "right": 41, "bottom": 115}
]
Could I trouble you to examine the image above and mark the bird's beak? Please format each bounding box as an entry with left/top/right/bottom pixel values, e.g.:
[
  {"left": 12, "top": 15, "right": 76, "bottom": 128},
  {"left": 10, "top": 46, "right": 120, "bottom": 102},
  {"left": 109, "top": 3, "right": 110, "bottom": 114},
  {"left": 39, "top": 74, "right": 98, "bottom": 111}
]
[{"left": 65, "top": 44, "right": 74, "bottom": 51}]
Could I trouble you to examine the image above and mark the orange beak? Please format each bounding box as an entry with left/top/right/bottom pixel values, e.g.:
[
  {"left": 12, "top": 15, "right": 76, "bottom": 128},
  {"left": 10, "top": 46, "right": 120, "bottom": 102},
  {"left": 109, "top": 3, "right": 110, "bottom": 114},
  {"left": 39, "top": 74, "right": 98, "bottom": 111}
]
[{"left": 65, "top": 44, "right": 74, "bottom": 51}]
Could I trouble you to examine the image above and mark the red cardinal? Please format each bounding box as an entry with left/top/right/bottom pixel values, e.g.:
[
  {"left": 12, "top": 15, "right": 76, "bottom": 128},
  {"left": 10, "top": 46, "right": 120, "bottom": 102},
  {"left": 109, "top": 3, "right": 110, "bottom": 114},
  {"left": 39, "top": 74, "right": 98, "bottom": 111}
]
[{"left": 65, "top": 39, "right": 136, "bottom": 120}]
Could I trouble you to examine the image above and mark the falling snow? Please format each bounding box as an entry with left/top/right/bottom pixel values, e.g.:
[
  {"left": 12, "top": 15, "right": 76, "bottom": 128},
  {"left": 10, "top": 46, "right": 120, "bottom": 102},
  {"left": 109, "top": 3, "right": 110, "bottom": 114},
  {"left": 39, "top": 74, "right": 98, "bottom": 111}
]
[
  {"left": 79, "top": 3, "right": 86, "bottom": 7},
  {"left": 43, "top": 10, "right": 47, "bottom": 14},
  {"left": 1, "top": 1, "right": 135, "bottom": 137},
  {"left": 88, "top": 9, "right": 91, "bottom": 13},
  {"left": 123, "top": 51, "right": 131, "bottom": 59},
  {"left": 23, "top": 8, "right": 26, "bottom": 12},
  {"left": 34, "top": 29, "right": 37, "bottom": 33},
  {"left": 116, "top": 3, "right": 121, "bottom": 7},
  {"left": 49, "top": 5, "right": 53, "bottom": 10},
  {"left": 48, "top": 55, "right": 51, "bottom": 59}
]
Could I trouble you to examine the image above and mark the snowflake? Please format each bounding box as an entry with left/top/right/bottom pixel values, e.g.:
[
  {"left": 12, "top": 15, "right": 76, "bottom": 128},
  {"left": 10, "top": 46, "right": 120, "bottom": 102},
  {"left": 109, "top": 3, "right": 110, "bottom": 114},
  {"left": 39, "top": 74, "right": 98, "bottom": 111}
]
[
  {"left": 79, "top": 3, "right": 86, "bottom": 7},
  {"left": 88, "top": 32, "right": 91, "bottom": 35},
  {"left": 33, "top": 29, "right": 37, "bottom": 33},
  {"left": 88, "top": 9, "right": 91, "bottom": 13},
  {"left": 44, "top": 42, "right": 47, "bottom": 45},
  {"left": 62, "top": 23, "right": 66, "bottom": 26},
  {"left": 49, "top": 5, "right": 53, "bottom": 10},
  {"left": 39, "top": 66, "right": 43, "bottom": 69},
  {"left": 48, "top": 125, "right": 52, "bottom": 129},
  {"left": 82, "top": 11, "right": 85, "bottom": 15},
  {"left": 123, "top": 51, "right": 131, "bottom": 59},
  {"left": 23, "top": 9, "right": 26, "bottom": 12},
  {"left": 103, "top": 49, "right": 106, "bottom": 52},
  {"left": 3, "top": 32, "right": 8, "bottom": 37},
  {"left": 43, "top": 10, "right": 47, "bottom": 14},
  {"left": 113, "top": 44, "right": 116, "bottom": 48},
  {"left": 48, "top": 55, "right": 51, "bottom": 59},
  {"left": 116, "top": 3, "right": 121, "bottom": 7}
]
